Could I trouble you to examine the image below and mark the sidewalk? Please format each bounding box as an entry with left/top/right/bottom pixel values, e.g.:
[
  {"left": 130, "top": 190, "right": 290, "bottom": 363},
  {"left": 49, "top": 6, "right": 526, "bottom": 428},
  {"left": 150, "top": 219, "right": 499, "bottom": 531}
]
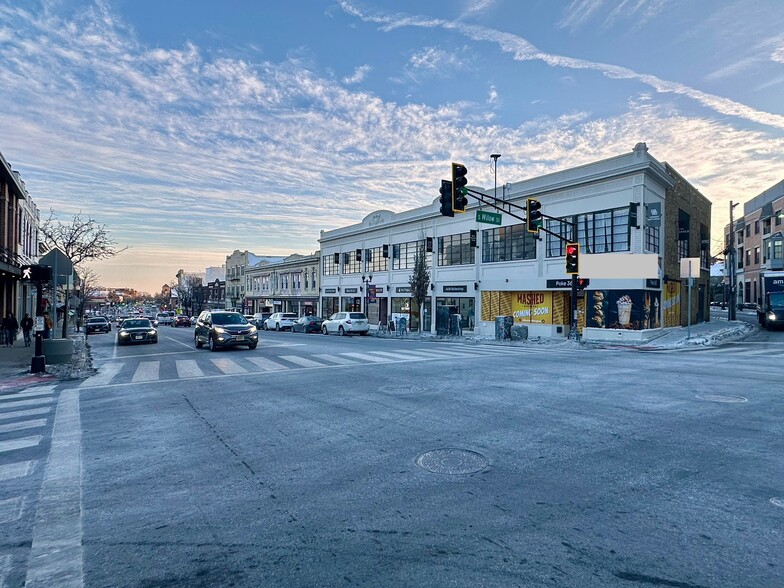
[{"left": 0, "top": 331, "right": 93, "bottom": 391}]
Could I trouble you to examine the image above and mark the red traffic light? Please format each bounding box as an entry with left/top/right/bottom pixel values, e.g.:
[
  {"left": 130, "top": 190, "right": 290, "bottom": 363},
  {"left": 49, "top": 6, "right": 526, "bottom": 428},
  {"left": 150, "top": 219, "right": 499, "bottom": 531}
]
[{"left": 566, "top": 244, "right": 578, "bottom": 255}]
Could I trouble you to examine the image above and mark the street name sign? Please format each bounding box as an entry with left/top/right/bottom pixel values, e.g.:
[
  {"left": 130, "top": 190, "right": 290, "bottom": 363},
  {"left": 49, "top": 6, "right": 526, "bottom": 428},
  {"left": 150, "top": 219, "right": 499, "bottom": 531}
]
[{"left": 476, "top": 210, "right": 502, "bottom": 225}]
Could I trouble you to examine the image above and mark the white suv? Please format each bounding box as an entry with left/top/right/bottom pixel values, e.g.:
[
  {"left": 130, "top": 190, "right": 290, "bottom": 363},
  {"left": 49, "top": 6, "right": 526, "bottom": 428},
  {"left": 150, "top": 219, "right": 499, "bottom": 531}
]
[
  {"left": 322, "top": 312, "right": 369, "bottom": 336},
  {"left": 263, "top": 312, "right": 298, "bottom": 331}
]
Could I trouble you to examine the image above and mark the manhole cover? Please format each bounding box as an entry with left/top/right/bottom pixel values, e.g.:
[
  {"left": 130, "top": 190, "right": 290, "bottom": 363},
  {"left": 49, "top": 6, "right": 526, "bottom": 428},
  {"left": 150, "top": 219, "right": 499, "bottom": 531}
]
[
  {"left": 771, "top": 498, "right": 784, "bottom": 508},
  {"left": 415, "top": 448, "right": 488, "bottom": 474},
  {"left": 695, "top": 394, "right": 747, "bottom": 403}
]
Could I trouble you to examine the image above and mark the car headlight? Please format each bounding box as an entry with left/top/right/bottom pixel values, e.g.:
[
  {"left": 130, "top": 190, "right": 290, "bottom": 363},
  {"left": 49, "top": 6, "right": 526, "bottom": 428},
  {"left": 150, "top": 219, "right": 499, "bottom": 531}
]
[
  {"left": 768, "top": 312, "right": 776, "bottom": 320},
  {"left": 119, "top": 330, "right": 129, "bottom": 337},
  {"left": 148, "top": 330, "right": 157, "bottom": 335},
  {"left": 213, "top": 326, "right": 226, "bottom": 333},
  {"left": 249, "top": 325, "right": 257, "bottom": 333}
]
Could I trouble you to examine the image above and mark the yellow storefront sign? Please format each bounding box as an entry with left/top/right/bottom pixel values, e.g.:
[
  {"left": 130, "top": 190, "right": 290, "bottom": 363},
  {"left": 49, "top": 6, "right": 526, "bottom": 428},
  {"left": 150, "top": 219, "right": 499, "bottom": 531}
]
[{"left": 512, "top": 291, "right": 553, "bottom": 323}]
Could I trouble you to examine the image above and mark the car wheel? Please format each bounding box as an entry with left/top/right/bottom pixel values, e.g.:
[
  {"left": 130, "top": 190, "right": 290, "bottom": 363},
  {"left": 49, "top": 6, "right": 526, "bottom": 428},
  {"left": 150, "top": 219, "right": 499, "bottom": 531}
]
[
  {"left": 247, "top": 342, "right": 257, "bottom": 350},
  {"left": 339, "top": 326, "right": 345, "bottom": 336},
  {"left": 322, "top": 326, "right": 328, "bottom": 335},
  {"left": 275, "top": 323, "right": 281, "bottom": 331},
  {"left": 209, "top": 335, "right": 218, "bottom": 352},
  {"left": 195, "top": 335, "right": 203, "bottom": 349}
]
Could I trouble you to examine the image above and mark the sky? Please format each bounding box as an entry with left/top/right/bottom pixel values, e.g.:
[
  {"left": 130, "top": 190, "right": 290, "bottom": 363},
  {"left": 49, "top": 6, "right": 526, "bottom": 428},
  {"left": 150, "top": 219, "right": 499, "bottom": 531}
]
[{"left": 1, "top": 0, "right": 783, "bottom": 294}]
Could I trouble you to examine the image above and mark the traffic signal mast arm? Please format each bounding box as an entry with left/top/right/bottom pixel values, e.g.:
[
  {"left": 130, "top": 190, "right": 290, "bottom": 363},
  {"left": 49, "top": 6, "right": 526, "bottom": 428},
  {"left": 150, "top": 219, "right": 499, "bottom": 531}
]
[{"left": 463, "top": 187, "right": 574, "bottom": 243}]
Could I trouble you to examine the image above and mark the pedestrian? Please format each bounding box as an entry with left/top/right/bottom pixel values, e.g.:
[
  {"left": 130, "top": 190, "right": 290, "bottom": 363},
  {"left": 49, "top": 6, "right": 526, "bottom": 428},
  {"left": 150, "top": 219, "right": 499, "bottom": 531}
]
[
  {"left": 21, "top": 313, "right": 33, "bottom": 347},
  {"left": 43, "top": 312, "right": 53, "bottom": 340},
  {"left": 2, "top": 312, "right": 18, "bottom": 347}
]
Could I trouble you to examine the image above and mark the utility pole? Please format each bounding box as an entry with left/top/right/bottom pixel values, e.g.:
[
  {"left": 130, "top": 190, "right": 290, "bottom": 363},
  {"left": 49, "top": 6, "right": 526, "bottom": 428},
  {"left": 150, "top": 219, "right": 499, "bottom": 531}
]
[
  {"left": 570, "top": 216, "right": 578, "bottom": 340},
  {"left": 728, "top": 201, "right": 739, "bottom": 321}
]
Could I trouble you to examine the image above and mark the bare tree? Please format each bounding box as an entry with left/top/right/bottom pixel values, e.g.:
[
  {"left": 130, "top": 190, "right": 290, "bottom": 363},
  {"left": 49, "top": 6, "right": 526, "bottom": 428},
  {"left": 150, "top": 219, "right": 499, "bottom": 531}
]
[
  {"left": 408, "top": 237, "right": 430, "bottom": 333},
  {"left": 74, "top": 268, "right": 102, "bottom": 333},
  {"left": 39, "top": 210, "right": 126, "bottom": 336}
]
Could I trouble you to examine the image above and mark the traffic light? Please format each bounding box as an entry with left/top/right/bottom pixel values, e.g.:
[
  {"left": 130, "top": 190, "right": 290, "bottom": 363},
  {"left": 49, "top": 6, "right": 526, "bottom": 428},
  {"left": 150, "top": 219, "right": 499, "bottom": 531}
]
[
  {"left": 577, "top": 278, "right": 590, "bottom": 291},
  {"left": 565, "top": 243, "right": 580, "bottom": 275},
  {"left": 439, "top": 180, "right": 454, "bottom": 217},
  {"left": 426, "top": 237, "right": 433, "bottom": 253},
  {"left": 451, "top": 163, "right": 468, "bottom": 213},
  {"left": 355, "top": 248, "right": 362, "bottom": 262},
  {"left": 526, "top": 199, "right": 542, "bottom": 233},
  {"left": 469, "top": 229, "right": 477, "bottom": 248}
]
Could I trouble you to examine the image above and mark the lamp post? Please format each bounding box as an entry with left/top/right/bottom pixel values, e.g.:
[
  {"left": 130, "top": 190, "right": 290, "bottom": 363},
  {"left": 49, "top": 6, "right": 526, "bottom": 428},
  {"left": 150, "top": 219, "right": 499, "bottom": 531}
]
[
  {"left": 728, "top": 201, "right": 739, "bottom": 321},
  {"left": 490, "top": 153, "right": 501, "bottom": 208},
  {"left": 361, "top": 274, "right": 373, "bottom": 316}
]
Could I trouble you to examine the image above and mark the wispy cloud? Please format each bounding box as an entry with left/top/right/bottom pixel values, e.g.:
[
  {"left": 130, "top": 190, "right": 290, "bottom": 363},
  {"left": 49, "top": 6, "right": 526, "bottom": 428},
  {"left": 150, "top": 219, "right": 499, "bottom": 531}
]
[
  {"left": 558, "top": 0, "right": 670, "bottom": 32},
  {"left": 343, "top": 64, "right": 371, "bottom": 84},
  {"left": 772, "top": 45, "right": 784, "bottom": 64}
]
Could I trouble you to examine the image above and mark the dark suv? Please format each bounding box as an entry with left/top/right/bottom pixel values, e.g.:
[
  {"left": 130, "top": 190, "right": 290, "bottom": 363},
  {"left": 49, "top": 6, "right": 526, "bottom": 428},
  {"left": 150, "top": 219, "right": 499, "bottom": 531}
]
[{"left": 194, "top": 310, "right": 259, "bottom": 351}]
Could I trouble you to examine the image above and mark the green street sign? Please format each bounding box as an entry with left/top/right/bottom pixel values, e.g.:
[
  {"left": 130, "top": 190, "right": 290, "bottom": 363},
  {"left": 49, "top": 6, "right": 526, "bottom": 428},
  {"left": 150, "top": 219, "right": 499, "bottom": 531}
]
[{"left": 476, "top": 210, "right": 502, "bottom": 225}]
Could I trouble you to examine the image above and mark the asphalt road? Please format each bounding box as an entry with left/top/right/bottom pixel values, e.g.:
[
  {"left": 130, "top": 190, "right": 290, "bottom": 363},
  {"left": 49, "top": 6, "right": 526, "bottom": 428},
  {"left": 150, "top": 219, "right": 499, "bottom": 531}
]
[{"left": 2, "top": 322, "right": 783, "bottom": 587}]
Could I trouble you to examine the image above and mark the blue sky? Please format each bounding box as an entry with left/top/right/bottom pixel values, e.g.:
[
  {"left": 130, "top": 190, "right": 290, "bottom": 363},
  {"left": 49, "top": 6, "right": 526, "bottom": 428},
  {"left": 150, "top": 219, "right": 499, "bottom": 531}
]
[{"left": 1, "top": 0, "right": 783, "bottom": 294}]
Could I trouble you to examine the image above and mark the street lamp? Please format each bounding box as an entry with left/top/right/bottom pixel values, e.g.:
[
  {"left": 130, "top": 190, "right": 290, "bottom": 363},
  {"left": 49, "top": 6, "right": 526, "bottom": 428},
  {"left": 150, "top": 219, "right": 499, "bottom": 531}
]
[
  {"left": 361, "top": 273, "right": 373, "bottom": 315},
  {"left": 490, "top": 153, "right": 501, "bottom": 206}
]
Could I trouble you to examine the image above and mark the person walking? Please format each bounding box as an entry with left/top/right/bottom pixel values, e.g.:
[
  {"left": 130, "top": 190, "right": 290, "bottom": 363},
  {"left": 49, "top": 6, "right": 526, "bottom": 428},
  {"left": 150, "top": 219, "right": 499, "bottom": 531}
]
[
  {"left": 21, "top": 313, "right": 34, "bottom": 347},
  {"left": 3, "top": 312, "right": 18, "bottom": 347},
  {"left": 43, "top": 312, "right": 53, "bottom": 340}
]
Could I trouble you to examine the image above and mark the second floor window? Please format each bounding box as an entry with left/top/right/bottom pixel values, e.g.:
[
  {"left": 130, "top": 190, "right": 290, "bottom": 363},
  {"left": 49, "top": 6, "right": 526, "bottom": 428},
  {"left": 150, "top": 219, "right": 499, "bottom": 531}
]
[
  {"left": 482, "top": 223, "right": 536, "bottom": 263},
  {"left": 365, "top": 246, "right": 388, "bottom": 272},
  {"left": 322, "top": 254, "right": 339, "bottom": 276},
  {"left": 392, "top": 241, "right": 425, "bottom": 270},
  {"left": 438, "top": 232, "right": 475, "bottom": 266},
  {"left": 343, "top": 252, "right": 361, "bottom": 274},
  {"left": 547, "top": 207, "right": 630, "bottom": 257}
]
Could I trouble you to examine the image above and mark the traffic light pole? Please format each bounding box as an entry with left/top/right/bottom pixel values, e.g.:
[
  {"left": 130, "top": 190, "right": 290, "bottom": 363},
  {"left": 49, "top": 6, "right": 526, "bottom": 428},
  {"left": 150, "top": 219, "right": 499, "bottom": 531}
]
[{"left": 571, "top": 219, "right": 579, "bottom": 340}]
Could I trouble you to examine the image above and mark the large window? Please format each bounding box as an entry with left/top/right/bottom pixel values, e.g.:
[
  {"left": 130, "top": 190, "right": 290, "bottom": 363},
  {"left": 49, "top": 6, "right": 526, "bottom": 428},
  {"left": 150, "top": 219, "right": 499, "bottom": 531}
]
[
  {"left": 546, "top": 206, "right": 630, "bottom": 257},
  {"left": 365, "top": 246, "right": 388, "bottom": 272},
  {"left": 392, "top": 241, "right": 425, "bottom": 270},
  {"left": 438, "top": 232, "right": 475, "bottom": 266},
  {"left": 322, "top": 254, "right": 339, "bottom": 276},
  {"left": 343, "top": 251, "right": 361, "bottom": 274},
  {"left": 482, "top": 223, "right": 536, "bottom": 263}
]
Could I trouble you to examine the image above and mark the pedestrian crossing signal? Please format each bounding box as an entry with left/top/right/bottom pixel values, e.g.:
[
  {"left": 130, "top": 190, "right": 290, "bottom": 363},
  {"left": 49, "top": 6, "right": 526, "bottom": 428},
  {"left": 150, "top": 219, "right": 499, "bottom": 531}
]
[{"left": 20, "top": 265, "right": 52, "bottom": 282}]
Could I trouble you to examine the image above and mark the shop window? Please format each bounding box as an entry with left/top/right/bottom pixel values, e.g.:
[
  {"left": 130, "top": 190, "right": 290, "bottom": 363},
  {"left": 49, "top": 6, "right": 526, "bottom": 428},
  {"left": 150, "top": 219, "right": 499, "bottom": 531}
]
[{"left": 438, "top": 232, "right": 475, "bottom": 266}]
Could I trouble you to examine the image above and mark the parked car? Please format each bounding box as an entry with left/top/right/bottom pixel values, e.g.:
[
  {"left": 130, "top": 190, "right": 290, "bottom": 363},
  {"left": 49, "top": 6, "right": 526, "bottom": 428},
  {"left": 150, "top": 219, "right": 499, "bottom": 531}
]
[
  {"left": 174, "top": 315, "right": 192, "bottom": 327},
  {"left": 117, "top": 318, "right": 158, "bottom": 345},
  {"left": 291, "top": 315, "right": 324, "bottom": 334},
  {"left": 194, "top": 310, "right": 258, "bottom": 351},
  {"left": 322, "top": 312, "right": 369, "bottom": 336},
  {"left": 263, "top": 312, "right": 298, "bottom": 331},
  {"left": 253, "top": 312, "right": 271, "bottom": 327},
  {"left": 85, "top": 316, "right": 111, "bottom": 334}
]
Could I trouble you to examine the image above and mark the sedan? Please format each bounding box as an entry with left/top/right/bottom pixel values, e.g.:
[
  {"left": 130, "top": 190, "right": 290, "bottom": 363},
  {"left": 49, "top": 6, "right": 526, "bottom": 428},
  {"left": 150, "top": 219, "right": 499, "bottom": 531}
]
[
  {"left": 117, "top": 318, "right": 158, "bottom": 345},
  {"left": 291, "top": 316, "right": 324, "bottom": 334},
  {"left": 321, "top": 312, "right": 369, "bottom": 336},
  {"left": 173, "top": 315, "right": 192, "bottom": 327},
  {"left": 85, "top": 317, "right": 111, "bottom": 334}
]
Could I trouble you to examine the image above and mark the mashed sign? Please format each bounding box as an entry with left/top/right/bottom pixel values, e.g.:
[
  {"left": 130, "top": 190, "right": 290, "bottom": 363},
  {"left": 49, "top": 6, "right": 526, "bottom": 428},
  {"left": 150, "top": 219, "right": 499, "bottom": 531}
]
[{"left": 513, "top": 292, "right": 552, "bottom": 323}]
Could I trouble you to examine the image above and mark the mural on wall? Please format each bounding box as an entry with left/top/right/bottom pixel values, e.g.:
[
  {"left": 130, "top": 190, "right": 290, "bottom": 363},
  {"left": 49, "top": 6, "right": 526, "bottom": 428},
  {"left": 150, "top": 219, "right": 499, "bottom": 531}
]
[{"left": 587, "top": 290, "right": 661, "bottom": 330}]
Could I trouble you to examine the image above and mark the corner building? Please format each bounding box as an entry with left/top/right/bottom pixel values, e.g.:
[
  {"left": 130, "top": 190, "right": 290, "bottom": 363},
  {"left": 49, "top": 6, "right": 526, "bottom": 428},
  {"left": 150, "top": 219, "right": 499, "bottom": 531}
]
[{"left": 319, "top": 143, "right": 711, "bottom": 340}]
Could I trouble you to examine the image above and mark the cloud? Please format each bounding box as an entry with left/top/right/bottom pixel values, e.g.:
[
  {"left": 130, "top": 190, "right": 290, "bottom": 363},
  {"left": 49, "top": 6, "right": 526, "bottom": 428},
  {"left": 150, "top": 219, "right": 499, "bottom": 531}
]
[
  {"left": 339, "top": 1, "right": 784, "bottom": 131},
  {"left": 772, "top": 46, "right": 784, "bottom": 64},
  {"left": 487, "top": 84, "right": 498, "bottom": 104},
  {"left": 343, "top": 64, "right": 371, "bottom": 84},
  {"left": 558, "top": 0, "right": 670, "bottom": 32},
  {"left": 458, "top": 0, "right": 498, "bottom": 21}
]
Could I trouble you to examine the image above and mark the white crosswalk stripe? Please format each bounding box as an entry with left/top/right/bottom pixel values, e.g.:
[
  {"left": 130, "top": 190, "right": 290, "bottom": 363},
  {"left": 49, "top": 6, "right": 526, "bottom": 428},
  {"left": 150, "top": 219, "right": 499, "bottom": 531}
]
[
  {"left": 211, "top": 358, "right": 247, "bottom": 374},
  {"left": 0, "top": 419, "right": 47, "bottom": 434},
  {"left": 247, "top": 357, "right": 290, "bottom": 371},
  {"left": 313, "top": 354, "right": 360, "bottom": 365},
  {"left": 0, "top": 397, "right": 54, "bottom": 410},
  {"left": 0, "top": 554, "right": 10, "bottom": 588},
  {"left": 0, "top": 461, "right": 34, "bottom": 481},
  {"left": 366, "top": 350, "right": 436, "bottom": 361},
  {"left": 176, "top": 359, "right": 204, "bottom": 378},
  {"left": 80, "top": 362, "right": 123, "bottom": 387},
  {"left": 340, "top": 352, "right": 388, "bottom": 362},
  {"left": 0, "top": 436, "right": 42, "bottom": 454},
  {"left": 0, "top": 407, "right": 51, "bottom": 422},
  {"left": 279, "top": 355, "right": 327, "bottom": 368},
  {"left": 2, "top": 387, "right": 56, "bottom": 400},
  {"left": 132, "top": 361, "right": 160, "bottom": 382}
]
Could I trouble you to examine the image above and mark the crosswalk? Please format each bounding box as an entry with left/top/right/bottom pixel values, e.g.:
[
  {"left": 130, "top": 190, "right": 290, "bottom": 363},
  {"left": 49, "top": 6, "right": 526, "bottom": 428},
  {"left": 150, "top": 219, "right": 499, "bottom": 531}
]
[
  {"left": 79, "top": 343, "right": 566, "bottom": 388},
  {"left": 664, "top": 342, "right": 784, "bottom": 358},
  {"left": 0, "top": 384, "right": 57, "bottom": 587}
]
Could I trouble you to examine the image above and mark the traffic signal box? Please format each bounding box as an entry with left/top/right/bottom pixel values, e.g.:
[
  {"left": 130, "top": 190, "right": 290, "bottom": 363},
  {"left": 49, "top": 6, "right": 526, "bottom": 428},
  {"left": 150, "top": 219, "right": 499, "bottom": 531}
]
[
  {"left": 526, "top": 198, "right": 542, "bottom": 233},
  {"left": 439, "top": 180, "right": 454, "bottom": 217},
  {"left": 451, "top": 163, "right": 468, "bottom": 213},
  {"left": 565, "top": 243, "right": 580, "bottom": 275}
]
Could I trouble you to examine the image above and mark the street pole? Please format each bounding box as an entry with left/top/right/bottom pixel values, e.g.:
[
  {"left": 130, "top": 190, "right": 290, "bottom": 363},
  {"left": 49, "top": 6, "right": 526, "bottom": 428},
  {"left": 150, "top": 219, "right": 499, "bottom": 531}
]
[
  {"left": 687, "top": 260, "right": 693, "bottom": 339},
  {"left": 728, "top": 201, "right": 738, "bottom": 321},
  {"left": 570, "top": 215, "right": 578, "bottom": 340}
]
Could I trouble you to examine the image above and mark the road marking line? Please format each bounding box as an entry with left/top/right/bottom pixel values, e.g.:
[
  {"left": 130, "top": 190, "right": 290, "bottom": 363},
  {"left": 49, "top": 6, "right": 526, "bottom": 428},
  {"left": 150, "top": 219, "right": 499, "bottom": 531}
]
[
  {"left": 166, "top": 336, "right": 197, "bottom": 349},
  {"left": 0, "top": 460, "right": 34, "bottom": 481},
  {"left": 0, "top": 496, "right": 24, "bottom": 524},
  {"left": 246, "top": 357, "right": 290, "bottom": 371},
  {"left": 0, "top": 554, "right": 10, "bottom": 588},
  {"left": 110, "top": 349, "right": 199, "bottom": 359},
  {"left": 211, "top": 358, "right": 248, "bottom": 375},
  {"left": 0, "top": 419, "right": 47, "bottom": 434},
  {"left": 0, "top": 390, "right": 54, "bottom": 402},
  {"left": 0, "top": 397, "right": 53, "bottom": 410},
  {"left": 26, "top": 388, "right": 83, "bottom": 588},
  {"left": 313, "top": 354, "right": 360, "bottom": 365},
  {"left": 0, "top": 407, "right": 51, "bottom": 422},
  {"left": 340, "top": 352, "right": 388, "bottom": 362},
  {"left": 176, "top": 359, "right": 204, "bottom": 378},
  {"left": 366, "top": 350, "right": 433, "bottom": 361},
  {"left": 80, "top": 362, "right": 123, "bottom": 388},
  {"left": 132, "top": 361, "right": 160, "bottom": 383},
  {"left": 0, "top": 436, "right": 42, "bottom": 454},
  {"left": 279, "top": 355, "right": 327, "bottom": 368}
]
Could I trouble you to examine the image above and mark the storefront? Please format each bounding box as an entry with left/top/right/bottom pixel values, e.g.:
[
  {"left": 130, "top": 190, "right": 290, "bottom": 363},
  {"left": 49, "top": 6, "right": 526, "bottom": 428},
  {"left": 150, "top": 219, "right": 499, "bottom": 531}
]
[
  {"left": 322, "top": 290, "right": 339, "bottom": 317},
  {"left": 436, "top": 285, "right": 475, "bottom": 330},
  {"left": 341, "top": 287, "right": 361, "bottom": 312}
]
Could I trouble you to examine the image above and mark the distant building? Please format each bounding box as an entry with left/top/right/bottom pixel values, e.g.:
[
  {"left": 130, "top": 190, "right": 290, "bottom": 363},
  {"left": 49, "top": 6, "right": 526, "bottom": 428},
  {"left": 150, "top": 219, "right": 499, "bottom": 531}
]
[
  {"left": 245, "top": 252, "right": 320, "bottom": 315},
  {"left": 224, "top": 250, "right": 284, "bottom": 310}
]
